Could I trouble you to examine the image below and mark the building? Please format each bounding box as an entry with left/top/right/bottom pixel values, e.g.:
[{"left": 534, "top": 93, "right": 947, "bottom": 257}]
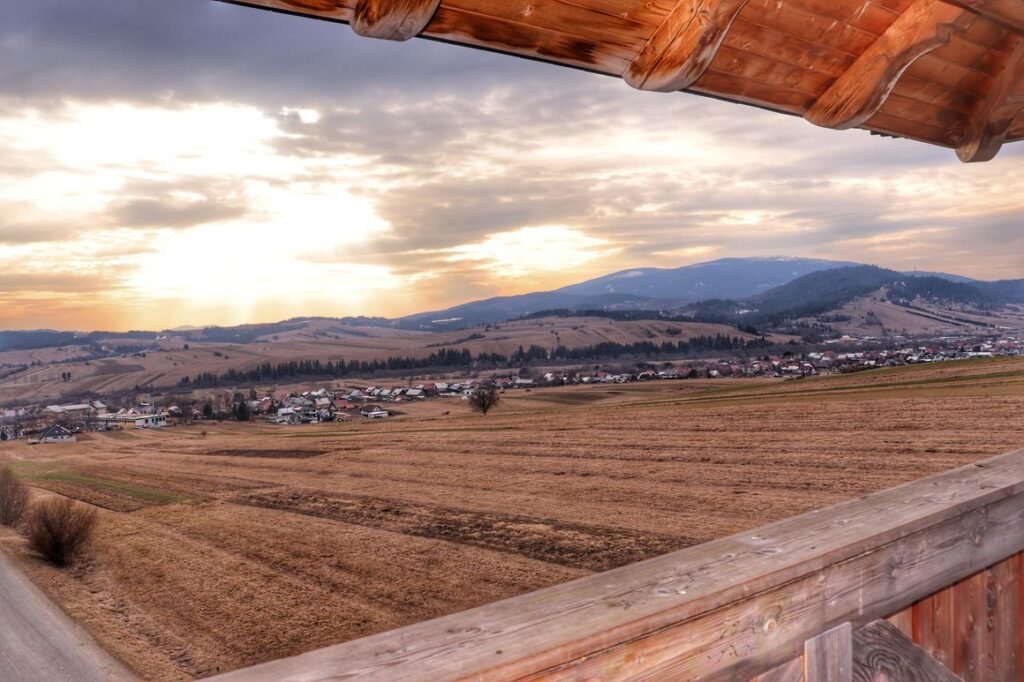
[
  {"left": 96, "top": 412, "right": 168, "bottom": 429},
  {"left": 40, "top": 424, "right": 76, "bottom": 443}
]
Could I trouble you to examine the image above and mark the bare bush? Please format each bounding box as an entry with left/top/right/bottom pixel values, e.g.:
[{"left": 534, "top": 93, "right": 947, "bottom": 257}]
[
  {"left": 0, "top": 466, "right": 29, "bottom": 526},
  {"left": 468, "top": 386, "right": 500, "bottom": 415},
  {"left": 26, "top": 497, "right": 97, "bottom": 566}
]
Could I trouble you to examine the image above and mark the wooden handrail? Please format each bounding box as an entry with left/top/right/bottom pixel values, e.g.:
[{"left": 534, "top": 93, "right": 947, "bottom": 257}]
[{"left": 207, "top": 448, "right": 1024, "bottom": 681}]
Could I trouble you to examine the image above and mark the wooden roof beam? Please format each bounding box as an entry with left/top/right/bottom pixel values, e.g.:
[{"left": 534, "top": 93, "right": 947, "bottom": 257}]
[
  {"left": 625, "top": 0, "right": 749, "bottom": 92},
  {"left": 947, "top": 0, "right": 1024, "bottom": 33},
  {"left": 804, "top": 0, "right": 973, "bottom": 130},
  {"left": 352, "top": 0, "right": 441, "bottom": 41},
  {"left": 957, "top": 38, "right": 1024, "bottom": 161}
]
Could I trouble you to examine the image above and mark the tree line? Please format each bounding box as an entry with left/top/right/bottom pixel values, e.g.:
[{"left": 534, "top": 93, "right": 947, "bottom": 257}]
[{"left": 178, "top": 334, "right": 768, "bottom": 389}]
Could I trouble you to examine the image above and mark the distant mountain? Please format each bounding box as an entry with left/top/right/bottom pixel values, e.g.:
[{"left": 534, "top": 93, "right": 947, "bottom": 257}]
[
  {"left": 557, "top": 257, "right": 860, "bottom": 301},
  {"left": 1, "top": 258, "right": 1011, "bottom": 348},
  {"left": 395, "top": 292, "right": 655, "bottom": 330},
  {"left": 902, "top": 270, "right": 977, "bottom": 284},
  {"left": 977, "top": 278, "right": 1024, "bottom": 301},
  {"left": 705, "top": 266, "right": 1024, "bottom": 326},
  {"left": 393, "top": 257, "right": 983, "bottom": 330},
  {"left": 394, "top": 257, "right": 868, "bottom": 329}
]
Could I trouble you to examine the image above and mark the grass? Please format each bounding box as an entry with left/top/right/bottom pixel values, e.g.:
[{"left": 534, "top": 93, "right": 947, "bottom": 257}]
[
  {"left": 32, "top": 471, "right": 184, "bottom": 505},
  {"left": 284, "top": 425, "right": 517, "bottom": 438}
]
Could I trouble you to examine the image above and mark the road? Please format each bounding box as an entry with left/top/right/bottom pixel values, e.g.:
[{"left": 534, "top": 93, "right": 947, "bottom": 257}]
[{"left": 0, "top": 551, "right": 136, "bottom": 681}]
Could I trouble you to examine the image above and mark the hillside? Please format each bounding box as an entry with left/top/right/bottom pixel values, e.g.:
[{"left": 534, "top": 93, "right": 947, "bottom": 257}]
[
  {"left": 555, "top": 256, "right": 858, "bottom": 300},
  {"left": 685, "top": 266, "right": 1024, "bottom": 328},
  {"left": 0, "top": 316, "right": 766, "bottom": 404}
]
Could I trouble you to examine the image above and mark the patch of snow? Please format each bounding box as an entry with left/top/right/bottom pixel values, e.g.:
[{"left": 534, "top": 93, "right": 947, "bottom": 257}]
[{"left": 610, "top": 270, "right": 648, "bottom": 279}]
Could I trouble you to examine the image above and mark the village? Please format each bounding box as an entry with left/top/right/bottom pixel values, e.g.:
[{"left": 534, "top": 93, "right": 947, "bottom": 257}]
[{"left": 1, "top": 335, "right": 1018, "bottom": 443}]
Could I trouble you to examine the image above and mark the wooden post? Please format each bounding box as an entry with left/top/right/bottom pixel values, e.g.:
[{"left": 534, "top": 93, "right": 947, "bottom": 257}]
[
  {"left": 853, "top": 620, "right": 962, "bottom": 682},
  {"left": 804, "top": 623, "right": 853, "bottom": 682}
]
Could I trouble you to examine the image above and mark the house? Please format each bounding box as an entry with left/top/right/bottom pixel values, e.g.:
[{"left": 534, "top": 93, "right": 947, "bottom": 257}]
[
  {"left": 96, "top": 412, "right": 168, "bottom": 429},
  {"left": 40, "top": 424, "right": 76, "bottom": 443},
  {"left": 275, "top": 407, "right": 298, "bottom": 424},
  {"left": 360, "top": 405, "right": 389, "bottom": 418}
]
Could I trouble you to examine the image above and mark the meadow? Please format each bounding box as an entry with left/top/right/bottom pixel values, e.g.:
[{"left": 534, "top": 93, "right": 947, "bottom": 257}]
[
  {"left": 1, "top": 356, "right": 1022, "bottom": 679},
  {"left": 0, "top": 316, "right": 768, "bottom": 405}
]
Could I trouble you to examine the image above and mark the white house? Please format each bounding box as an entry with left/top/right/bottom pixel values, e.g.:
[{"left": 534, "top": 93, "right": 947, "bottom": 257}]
[{"left": 40, "top": 424, "right": 76, "bottom": 443}]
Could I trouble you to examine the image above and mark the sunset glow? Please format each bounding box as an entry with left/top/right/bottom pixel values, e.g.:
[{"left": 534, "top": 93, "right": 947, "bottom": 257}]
[{"left": 1, "top": 1, "right": 1022, "bottom": 331}]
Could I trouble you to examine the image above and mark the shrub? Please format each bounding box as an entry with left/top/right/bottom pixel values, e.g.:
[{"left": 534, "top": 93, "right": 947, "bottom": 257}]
[
  {"left": 25, "top": 497, "right": 97, "bottom": 567},
  {"left": 467, "top": 386, "right": 500, "bottom": 415},
  {"left": 0, "top": 467, "right": 29, "bottom": 525}
]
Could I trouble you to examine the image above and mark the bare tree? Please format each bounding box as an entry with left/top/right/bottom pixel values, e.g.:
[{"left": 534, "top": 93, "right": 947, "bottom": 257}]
[
  {"left": 0, "top": 467, "right": 29, "bottom": 525},
  {"left": 467, "top": 386, "right": 500, "bottom": 415},
  {"left": 25, "top": 497, "right": 97, "bottom": 566}
]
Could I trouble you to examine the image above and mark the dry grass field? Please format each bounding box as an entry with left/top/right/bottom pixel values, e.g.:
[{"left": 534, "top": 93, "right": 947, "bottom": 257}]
[
  {"left": 816, "top": 297, "right": 1024, "bottom": 337},
  {"left": 0, "top": 316, "right": 769, "bottom": 405},
  {"left": 1, "top": 356, "right": 1023, "bottom": 679}
]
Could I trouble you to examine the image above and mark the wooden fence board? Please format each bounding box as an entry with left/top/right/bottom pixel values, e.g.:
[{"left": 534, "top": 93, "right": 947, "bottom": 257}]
[
  {"left": 991, "top": 554, "right": 1022, "bottom": 682},
  {"left": 805, "top": 622, "right": 852, "bottom": 682},
  {"left": 917, "top": 585, "right": 957, "bottom": 669}
]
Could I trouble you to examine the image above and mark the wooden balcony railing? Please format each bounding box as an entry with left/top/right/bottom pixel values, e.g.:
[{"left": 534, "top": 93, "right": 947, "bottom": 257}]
[{"left": 208, "top": 447, "right": 1024, "bottom": 681}]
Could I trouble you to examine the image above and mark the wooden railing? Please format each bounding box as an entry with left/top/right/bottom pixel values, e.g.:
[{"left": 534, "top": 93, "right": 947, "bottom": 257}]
[{"left": 208, "top": 448, "right": 1024, "bottom": 681}]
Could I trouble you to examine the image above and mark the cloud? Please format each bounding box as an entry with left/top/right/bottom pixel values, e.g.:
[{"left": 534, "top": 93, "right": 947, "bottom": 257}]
[{"left": 0, "top": 0, "right": 1021, "bottom": 331}]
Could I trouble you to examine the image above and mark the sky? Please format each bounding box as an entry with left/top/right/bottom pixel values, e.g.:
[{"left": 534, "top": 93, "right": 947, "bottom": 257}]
[{"left": 1, "top": 0, "right": 1022, "bottom": 331}]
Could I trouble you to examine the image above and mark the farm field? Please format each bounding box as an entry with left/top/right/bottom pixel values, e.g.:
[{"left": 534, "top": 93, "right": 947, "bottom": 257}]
[
  {"left": 1, "top": 356, "right": 1023, "bottom": 679},
  {"left": 0, "top": 316, "right": 769, "bottom": 405}
]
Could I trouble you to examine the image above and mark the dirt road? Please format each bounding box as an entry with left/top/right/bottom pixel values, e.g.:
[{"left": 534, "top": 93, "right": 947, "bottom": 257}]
[{"left": 0, "top": 552, "right": 134, "bottom": 681}]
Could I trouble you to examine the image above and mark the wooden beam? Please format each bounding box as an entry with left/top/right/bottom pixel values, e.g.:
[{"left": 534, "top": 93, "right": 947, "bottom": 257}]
[
  {"left": 805, "top": 0, "right": 972, "bottom": 130},
  {"left": 852, "top": 620, "right": 962, "bottom": 681},
  {"left": 956, "top": 38, "right": 1024, "bottom": 162},
  {"left": 352, "top": 0, "right": 441, "bottom": 41},
  {"left": 625, "top": 0, "right": 749, "bottom": 92},
  {"left": 804, "top": 623, "right": 853, "bottom": 682},
  {"left": 947, "top": 0, "right": 1024, "bottom": 33}
]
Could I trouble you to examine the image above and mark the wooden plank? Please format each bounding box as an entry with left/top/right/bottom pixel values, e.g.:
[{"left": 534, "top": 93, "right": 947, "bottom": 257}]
[
  {"left": 947, "top": 0, "right": 1024, "bottom": 33},
  {"left": 956, "top": 37, "right": 1024, "bottom": 161},
  {"left": 206, "top": 449, "right": 1024, "bottom": 682},
  {"left": 916, "top": 586, "right": 957, "bottom": 670},
  {"left": 805, "top": 622, "right": 852, "bottom": 682},
  {"left": 852, "top": 620, "right": 962, "bottom": 682},
  {"left": 951, "top": 570, "right": 992, "bottom": 680},
  {"left": 625, "top": 0, "right": 749, "bottom": 91},
  {"left": 752, "top": 657, "right": 803, "bottom": 682},
  {"left": 991, "top": 554, "right": 1022, "bottom": 682},
  {"left": 886, "top": 607, "right": 914, "bottom": 638},
  {"left": 805, "top": 0, "right": 974, "bottom": 129}
]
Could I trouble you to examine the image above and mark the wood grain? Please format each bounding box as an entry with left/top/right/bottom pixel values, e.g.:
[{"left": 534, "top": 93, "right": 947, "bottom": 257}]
[
  {"left": 956, "top": 37, "right": 1024, "bottom": 161},
  {"left": 991, "top": 554, "right": 1022, "bottom": 682},
  {"left": 220, "top": 0, "right": 1024, "bottom": 160},
  {"left": 625, "top": 0, "right": 749, "bottom": 91},
  {"left": 948, "top": 0, "right": 1024, "bottom": 33},
  {"left": 753, "top": 657, "right": 803, "bottom": 682},
  {"left": 917, "top": 585, "right": 957, "bottom": 670},
  {"left": 351, "top": 0, "right": 440, "bottom": 40},
  {"left": 805, "top": 622, "right": 853, "bottom": 682},
  {"left": 805, "top": 0, "right": 973, "bottom": 129},
  {"left": 853, "top": 620, "right": 962, "bottom": 682}
]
